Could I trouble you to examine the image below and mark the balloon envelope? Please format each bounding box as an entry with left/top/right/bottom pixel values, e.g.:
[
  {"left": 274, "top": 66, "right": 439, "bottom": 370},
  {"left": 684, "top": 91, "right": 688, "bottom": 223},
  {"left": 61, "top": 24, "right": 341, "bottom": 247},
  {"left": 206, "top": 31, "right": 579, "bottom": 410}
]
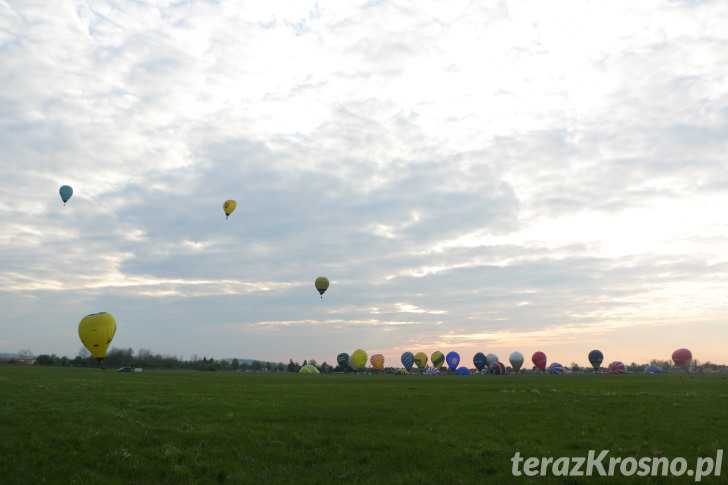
[
  {"left": 59, "top": 185, "right": 73, "bottom": 205},
  {"left": 455, "top": 366, "right": 471, "bottom": 375},
  {"left": 509, "top": 351, "right": 524, "bottom": 373},
  {"left": 351, "top": 349, "right": 367, "bottom": 370},
  {"left": 446, "top": 351, "right": 460, "bottom": 371},
  {"left": 337, "top": 352, "right": 350, "bottom": 370},
  {"left": 396, "top": 368, "right": 409, "bottom": 375},
  {"left": 532, "top": 351, "right": 547, "bottom": 371},
  {"left": 299, "top": 364, "right": 320, "bottom": 374},
  {"left": 431, "top": 351, "right": 445, "bottom": 370},
  {"left": 485, "top": 353, "right": 498, "bottom": 368},
  {"left": 425, "top": 367, "right": 440, "bottom": 375},
  {"left": 370, "top": 353, "right": 385, "bottom": 371},
  {"left": 78, "top": 312, "right": 116, "bottom": 363},
  {"left": 315, "top": 277, "right": 329, "bottom": 297},
  {"left": 401, "top": 352, "right": 415, "bottom": 371},
  {"left": 644, "top": 365, "right": 662, "bottom": 374},
  {"left": 222, "top": 199, "right": 236, "bottom": 218},
  {"left": 473, "top": 352, "right": 487, "bottom": 371},
  {"left": 588, "top": 350, "right": 604, "bottom": 371},
  {"left": 671, "top": 348, "right": 692, "bottom": 371},
  {"left": 608, "top": 361, "right": 626, "bottom": 374},
  {"left": 490, "top": 362, "right": 506, "bottom": 375},
  {"left": 413, "top": 352, "right": 428, "bottom": 372},
  {"left": 549, "top": 363, "right": 564, "bottom": 375}
]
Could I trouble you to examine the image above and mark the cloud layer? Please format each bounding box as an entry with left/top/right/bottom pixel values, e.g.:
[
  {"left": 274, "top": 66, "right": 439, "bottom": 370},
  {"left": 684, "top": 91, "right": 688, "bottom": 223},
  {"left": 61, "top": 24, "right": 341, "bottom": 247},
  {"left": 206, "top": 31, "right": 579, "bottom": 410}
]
[{"left": 1, "top": 0, "right": 727, "bottom": 366}]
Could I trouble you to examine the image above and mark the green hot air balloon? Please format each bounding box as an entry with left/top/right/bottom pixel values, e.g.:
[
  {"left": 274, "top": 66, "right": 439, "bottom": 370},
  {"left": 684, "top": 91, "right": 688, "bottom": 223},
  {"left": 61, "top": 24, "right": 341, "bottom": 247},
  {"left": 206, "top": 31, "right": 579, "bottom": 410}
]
[
  {"left": 315, "top": 277, "right": 329, "bottom": 298},
  {"left": 337, "top": 352, "right": 350, "bottom": 371}
]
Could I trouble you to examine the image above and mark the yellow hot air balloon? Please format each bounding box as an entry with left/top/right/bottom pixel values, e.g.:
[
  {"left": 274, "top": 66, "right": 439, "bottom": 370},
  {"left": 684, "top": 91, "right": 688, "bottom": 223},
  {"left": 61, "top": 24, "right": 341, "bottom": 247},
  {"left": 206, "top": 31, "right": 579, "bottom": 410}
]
[
  {"left": 414, "top": 352, "right": 428, "bottom": 373},
  {"left": 78, "top": 312, "right": 117, "bottom": 367},
  {"left": 315, "top": 277, "right": 329, "bottom": 298},
  {"left": 223, "top": 200, "right": 237, "bottom": 219},
  {"left": 351, "top": 349, "right": 367, "bottom": 370}
]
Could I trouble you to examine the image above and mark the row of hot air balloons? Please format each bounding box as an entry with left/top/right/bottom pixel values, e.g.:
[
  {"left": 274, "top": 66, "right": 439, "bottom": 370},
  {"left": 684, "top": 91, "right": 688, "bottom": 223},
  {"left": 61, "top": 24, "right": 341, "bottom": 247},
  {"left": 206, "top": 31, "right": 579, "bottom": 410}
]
[{"left": 331, "top": 348, "right": 695, "bottom": 374}]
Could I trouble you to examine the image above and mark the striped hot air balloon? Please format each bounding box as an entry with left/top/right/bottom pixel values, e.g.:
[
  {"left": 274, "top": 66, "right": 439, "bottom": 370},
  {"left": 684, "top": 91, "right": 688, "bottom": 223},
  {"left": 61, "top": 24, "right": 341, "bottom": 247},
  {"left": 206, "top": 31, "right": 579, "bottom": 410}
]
[
  {"left": 608, "top": 361, "right": 626, "bottom": 374},
  {"left": 431, "top": 351, "right": 445, "bottom": 370},
  {"left": 370, "top": 354, "right": 385, "bottom": 372},
  {"left": 401, "top": 352, "right": 415, "bottom": 372},
  {"left": 299, "top": 364, "right": 320, "bottom": 374},
  {"left": 549, "top": 363, "right": 564, "bottom": 375},
  {"left": 490, "top": 362, "right": 507, "bottom": 375}
]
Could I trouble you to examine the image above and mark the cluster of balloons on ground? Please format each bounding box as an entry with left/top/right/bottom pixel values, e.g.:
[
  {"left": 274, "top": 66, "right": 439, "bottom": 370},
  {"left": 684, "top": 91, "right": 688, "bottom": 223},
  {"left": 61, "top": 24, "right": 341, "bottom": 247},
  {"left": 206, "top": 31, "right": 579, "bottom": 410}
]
[{"left": 321, "top": 348, "right": 695, "bottom": 375}]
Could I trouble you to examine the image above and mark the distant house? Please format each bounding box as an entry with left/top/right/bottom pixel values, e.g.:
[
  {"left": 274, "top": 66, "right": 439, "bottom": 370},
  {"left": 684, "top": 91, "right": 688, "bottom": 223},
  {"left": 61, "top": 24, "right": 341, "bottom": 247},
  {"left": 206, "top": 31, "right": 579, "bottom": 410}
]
[{"left": 0, "top": 356, "right": 36, "bottom": 365}]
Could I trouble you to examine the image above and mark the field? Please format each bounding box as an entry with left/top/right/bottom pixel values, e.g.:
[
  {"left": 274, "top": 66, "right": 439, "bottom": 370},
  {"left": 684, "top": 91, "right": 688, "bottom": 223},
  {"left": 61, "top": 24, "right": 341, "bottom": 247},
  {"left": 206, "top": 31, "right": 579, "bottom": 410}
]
[{"left": 1, "top": 366, "right": 726, "bottom": 484}]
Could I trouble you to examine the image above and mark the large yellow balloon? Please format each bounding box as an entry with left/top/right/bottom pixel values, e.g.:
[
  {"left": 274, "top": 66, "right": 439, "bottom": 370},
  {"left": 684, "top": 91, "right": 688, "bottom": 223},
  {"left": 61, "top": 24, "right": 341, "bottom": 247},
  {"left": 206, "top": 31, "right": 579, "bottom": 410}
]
[
  {"left": 78, "top": 312, "right": 117, "bottom": 364},
  {"left": 351, "top": 349, "right": 367, "bottom": 370},
  {"left": 223, "top": 200, "right": 237, "bottom": 219},
  {"left": 315, "top": 277, "right": 329, "bottom": 298}
]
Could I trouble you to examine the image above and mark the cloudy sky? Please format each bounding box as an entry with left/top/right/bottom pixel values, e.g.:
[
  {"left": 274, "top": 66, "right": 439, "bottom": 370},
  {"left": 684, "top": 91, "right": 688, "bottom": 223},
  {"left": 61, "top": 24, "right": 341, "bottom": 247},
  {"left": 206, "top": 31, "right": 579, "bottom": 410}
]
[{"left": 1, "top": 0, "right": 727, "bottom": 368}]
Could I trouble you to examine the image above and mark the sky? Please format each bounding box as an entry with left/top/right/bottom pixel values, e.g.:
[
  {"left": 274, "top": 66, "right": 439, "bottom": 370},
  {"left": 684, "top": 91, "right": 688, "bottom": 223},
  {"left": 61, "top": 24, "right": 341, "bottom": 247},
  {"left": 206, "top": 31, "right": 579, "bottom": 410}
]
[{"left": 1, "top": 0, "right": 727, "bottom": 369}]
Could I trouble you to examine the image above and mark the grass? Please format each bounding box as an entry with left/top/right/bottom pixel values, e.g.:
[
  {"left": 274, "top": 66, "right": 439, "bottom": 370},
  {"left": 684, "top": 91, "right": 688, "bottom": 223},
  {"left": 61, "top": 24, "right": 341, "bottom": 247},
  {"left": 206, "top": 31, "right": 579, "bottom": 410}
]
[{"left": 0, "top": 366, "right": 726, "bottom": 484}]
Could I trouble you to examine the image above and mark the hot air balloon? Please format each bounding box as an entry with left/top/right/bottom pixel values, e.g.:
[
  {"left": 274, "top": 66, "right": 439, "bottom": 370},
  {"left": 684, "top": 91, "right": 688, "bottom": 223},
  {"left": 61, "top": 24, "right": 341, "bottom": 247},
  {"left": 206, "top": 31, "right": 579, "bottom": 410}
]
[
  {"left": 352, "top": 349, "right": 367, "bottom": 370},
  {"left": 455, "top": 366, "right": 470, "bottom": 375},
  {"left": 446, "top": 351, "right": 460, "bottom": 372},
  {"left": 607, "top": 361, "right": 626, "bottom": 374},
  {"left": 431, "top": 351, "right": 445, "bottom": 370},
  {"left": 222, "top": 199, "right": 236, "bottom": 219},
  {"left": 78, "top": 312, "right": 116, "bottom": 368},
  {"left": 644, "top": 365, "right": 662, "bottom": 374},
  {"left": 348, "top": 354, "right": 357, "bottom": 371},
  {"left": 490, "top": 362, "right": 506, "bottom": 375},
  {"left": 672, "top": 348, "right": 692, "bottom": 372},
  {"left": 59, "top": 185, "right": 73, "bottom": 206},
  {"left": 396, "top": 368, "right": 409, "bottom": 375},
  {"left": 337, "top": 352, "right": 350, "bottom": 370},
  {"left": 299, "top": 364, "right": 320, "bottom": 374},
  {"left": 401, "top": 352, "right": 415, "bottom": 372},
  {"left": 473, "top": 352, "right": 487, "bottom": 372},
  {"left": 485, "top": 353, "right": 498, "bottom": 369},
  {"left": 532, "top": 351, "right": 547, "bottom": 372},
  {"left": 588, "top": 350, "right": 603, "bottom": 372},
  {"left": 414, "top": 352, "right": 428, "bottom": 373},
  {"left": 370, "top": 354, "right": 385, "bottom": 372},
  {"left": 549, "top": 363, "right": 564, "bottom": 375},
  {"left": 509, "top": 351, "right": 524, "bottom": 374},
  {"left": 315, "top": 277, "right": 329, "bottom": 298},
  {"left": 425, "top": 367, "right": 440, "bottom": 375}
]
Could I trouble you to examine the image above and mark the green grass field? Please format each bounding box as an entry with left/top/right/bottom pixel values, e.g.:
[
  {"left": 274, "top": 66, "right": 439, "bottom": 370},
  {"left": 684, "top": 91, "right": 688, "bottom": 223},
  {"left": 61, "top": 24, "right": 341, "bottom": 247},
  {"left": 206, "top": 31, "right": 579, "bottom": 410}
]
[{"left": 1, "top": 366, "right": 726, "bottom": 484}]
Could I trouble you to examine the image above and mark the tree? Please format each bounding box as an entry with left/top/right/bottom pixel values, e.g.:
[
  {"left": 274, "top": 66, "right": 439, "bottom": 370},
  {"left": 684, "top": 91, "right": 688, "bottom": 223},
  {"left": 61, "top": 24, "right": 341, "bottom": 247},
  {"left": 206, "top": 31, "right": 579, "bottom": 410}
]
[{"left": 18, "top": 349, "right": 33, "bottom": 358}]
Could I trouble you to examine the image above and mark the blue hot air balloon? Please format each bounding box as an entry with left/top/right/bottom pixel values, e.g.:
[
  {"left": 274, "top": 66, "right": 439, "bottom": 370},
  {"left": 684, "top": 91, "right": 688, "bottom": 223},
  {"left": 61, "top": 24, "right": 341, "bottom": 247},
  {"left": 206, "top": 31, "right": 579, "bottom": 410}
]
[
  {"left": 588, "top": 350, "right": 604, "bottom": 372},
  {"left": 446, "top": 351, "right": 460, "bottom": 372},
  {"left": 401, "top": 352, "right": 415, "bottom": 372},
  {"left": 549, "top": 363, "right": 564, "bottom": 375},
  {"left": 59, "top": 185, "right": 73, "bottom": 205},
  {"left": 455, "top": 366, "right": 470, "bottom": 375},
  {"left": 644, "top": 365, "right": 662, "bottom": 374},
  {"left": 473, "top": 352, "right": 487, "bottom": 372}
]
